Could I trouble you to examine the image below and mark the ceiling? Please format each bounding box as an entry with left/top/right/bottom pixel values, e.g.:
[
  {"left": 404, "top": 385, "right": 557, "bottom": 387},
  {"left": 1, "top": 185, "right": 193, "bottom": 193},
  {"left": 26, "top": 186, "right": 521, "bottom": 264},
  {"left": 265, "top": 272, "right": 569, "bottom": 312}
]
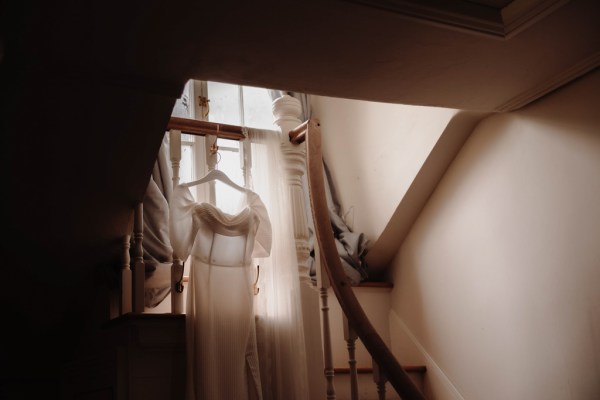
[
  {"left": 3, "top": 0, "right": 597, "bottom": 112},
  {"left": 180, "top": 0, "right": 599, "bottom": 111},
  {"left": 345, "top": 0, "right": 565, "bottom": 38}
]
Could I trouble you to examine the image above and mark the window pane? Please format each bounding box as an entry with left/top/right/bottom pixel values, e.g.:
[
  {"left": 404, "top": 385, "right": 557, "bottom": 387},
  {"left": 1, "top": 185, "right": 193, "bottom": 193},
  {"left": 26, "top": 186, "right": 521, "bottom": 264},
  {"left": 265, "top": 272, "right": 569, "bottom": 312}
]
[
  {"left": 172, "top": 80, "right": 192, "bottom": 117},
  {"left": 243, "top": 86, "right": 276, "bottom": 130},
  {"left": 181, "top": 133, "right": 195, "bottom": 143},
  {"left": 207, "top": 82, "right": 241, "bottom": 126},
  {"left": 216, "top": 142, "right": 243, "bottom": 186},
  {"left": 180, "top": 144, "right": 195, "bottom": 188},
  {"left": 215, "top": 139, "right": 244, "bottom": 213}
]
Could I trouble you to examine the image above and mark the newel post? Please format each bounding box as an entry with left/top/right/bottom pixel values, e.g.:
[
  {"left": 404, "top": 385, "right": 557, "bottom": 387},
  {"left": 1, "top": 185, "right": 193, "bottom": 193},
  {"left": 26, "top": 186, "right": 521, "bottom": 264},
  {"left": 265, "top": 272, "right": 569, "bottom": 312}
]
[
  {"left": 272, "top": 95, "right": 328, "bottom": 399},
  {"left": 272, "top": 95, "right": 311, "bottom": 280}
]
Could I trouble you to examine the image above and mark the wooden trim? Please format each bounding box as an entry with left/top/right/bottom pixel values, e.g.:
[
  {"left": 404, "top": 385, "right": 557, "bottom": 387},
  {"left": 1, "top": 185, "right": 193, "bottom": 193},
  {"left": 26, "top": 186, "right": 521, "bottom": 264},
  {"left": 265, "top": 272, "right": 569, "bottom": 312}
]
[
  {"left": 104, "top": 312, "right": 185, "bottom": 328},
  {"left": 167, "top": 117, "right": 246, "bottom": 140},
  {"left": 497, "top": 51, "right": 600, "bottom": 111},
  {"left": 334, "top": 366, "right": 426, "bottom": 374},
  {"left": 303, "top": 118, "right": 426, "bottom": 399},
  {"left": 311, "top": 280, "right": 393, "bottom": 289},
  {"left": 356, "top": 281, "right": 393, "bottom": 288},
  {"left": 345, "top": 0, "right": 567, "bottom": 40}
]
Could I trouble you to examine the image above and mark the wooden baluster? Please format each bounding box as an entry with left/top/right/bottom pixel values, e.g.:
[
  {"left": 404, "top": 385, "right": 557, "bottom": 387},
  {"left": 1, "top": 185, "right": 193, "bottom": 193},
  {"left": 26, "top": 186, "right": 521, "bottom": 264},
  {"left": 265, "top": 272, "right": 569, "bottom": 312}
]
[
  {"left": 343, "top": 315, "right": 359, "bottom": 400},
  {"left": 317, "top": 250, "right": 336, "bottom": 400},
  {"left": 170, "top": 129, "right": 181, "bottom": 188},
  {"left": 372, "top": 360, "right": 387, "bottom": 400},
  {"left": 133, "top": 202, "right": 145, "bottom": 313},
  {"left": 169, "top": 129, "right": 184, "bottom": 314},
  {"left": 241, "top": 134, "right": 252, "bottom": 189},
  {"left": 121, "top": 233, "right": 132, "bottom": 315},
  {"left": 170, "top": 257, "right": 184, "bottom": 315},
  {"left": 321, "top": 285, "right": 336, "bottom": 400}
]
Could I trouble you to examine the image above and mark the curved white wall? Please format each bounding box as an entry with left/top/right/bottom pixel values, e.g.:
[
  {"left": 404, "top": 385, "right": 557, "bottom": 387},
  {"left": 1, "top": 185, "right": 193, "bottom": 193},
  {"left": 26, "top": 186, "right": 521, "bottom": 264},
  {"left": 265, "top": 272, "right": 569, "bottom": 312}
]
[{"left": 391, "top": 69, "right": 600, "bottom": 399}]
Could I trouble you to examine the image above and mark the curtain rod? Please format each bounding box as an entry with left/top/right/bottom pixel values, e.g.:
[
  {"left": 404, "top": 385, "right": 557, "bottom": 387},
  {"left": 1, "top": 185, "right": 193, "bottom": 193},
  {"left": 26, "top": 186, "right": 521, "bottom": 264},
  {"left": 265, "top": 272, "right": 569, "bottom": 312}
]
[{"left": 167, "top": 117, "right": 246, "bottom": 141}]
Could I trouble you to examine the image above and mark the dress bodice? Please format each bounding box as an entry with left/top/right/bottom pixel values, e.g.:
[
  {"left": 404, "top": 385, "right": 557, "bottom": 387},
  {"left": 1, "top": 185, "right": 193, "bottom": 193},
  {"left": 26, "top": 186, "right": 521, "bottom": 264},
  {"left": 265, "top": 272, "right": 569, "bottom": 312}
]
[
  {"left": 190, "top": 202, "right": 255, "bottom": 267},
  {"left": 170, "top": 185, "right": 272, "bottom": 266}
]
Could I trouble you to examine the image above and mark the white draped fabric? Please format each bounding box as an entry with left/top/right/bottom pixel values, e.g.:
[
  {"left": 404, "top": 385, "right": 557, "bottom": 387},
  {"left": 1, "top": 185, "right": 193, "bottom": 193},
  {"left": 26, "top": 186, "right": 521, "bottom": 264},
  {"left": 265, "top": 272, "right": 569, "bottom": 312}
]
[
  {"left": 171, "top": 184, "right": 272, "bottom": 400},
  {"left": 143, "top": 135, "right": 175, "bottom": 307},
  {"left": 248, "top": 128, "right": 310, "bottom": 400}
]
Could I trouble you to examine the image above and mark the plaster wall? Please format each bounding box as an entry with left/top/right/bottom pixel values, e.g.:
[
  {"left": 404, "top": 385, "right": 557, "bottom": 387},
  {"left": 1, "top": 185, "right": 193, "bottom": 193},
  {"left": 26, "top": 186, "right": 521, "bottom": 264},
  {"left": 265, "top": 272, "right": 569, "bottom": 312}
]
[
  {"left": 310, "top": 96, "right": 457, "bottom": 244},
  {"left": 390, "top": 69, "right": 600, "bottom": 399}
]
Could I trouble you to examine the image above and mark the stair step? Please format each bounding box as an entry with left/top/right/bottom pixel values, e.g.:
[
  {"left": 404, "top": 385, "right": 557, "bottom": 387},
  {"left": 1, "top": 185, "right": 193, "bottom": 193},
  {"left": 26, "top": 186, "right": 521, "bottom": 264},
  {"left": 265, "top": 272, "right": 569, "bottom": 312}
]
[
  {"left": 333, "top": 366, "right": 426, "bottom": 400},
  {"left": 334, "top": 365, "right": 426, "bottom": 374},
  {"left": 354, "top": 281, "right": 394, "bottom": 288}
]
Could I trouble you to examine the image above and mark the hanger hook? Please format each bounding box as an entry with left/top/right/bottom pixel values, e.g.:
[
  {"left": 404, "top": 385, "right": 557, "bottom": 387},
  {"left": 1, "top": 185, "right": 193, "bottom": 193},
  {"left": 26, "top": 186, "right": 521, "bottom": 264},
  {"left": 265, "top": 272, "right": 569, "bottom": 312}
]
[
  {"left": 210, "top": 137, "right": 221, "bottom": 169},
  {"left": 253, "top": 265, "right": 260, "bottom": 295},
  {"left": 210, "top": 137, "right": 218, "bottom": 155}
]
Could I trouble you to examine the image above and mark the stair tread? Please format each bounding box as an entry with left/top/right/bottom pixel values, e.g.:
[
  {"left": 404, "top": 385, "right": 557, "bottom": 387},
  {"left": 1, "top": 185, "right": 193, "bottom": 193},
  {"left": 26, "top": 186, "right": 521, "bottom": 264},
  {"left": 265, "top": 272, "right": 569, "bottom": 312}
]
[
  {"left": 355, "top": 281, "right": 393, "bottom": 288},
  {"left": 334, "top": 366, "right": 426, "bottom": 374}
]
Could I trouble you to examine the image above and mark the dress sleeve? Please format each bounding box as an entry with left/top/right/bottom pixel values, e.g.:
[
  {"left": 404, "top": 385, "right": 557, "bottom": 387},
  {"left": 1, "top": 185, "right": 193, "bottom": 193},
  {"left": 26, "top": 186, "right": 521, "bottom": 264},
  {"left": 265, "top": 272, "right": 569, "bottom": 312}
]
[
  {"left": 169, "top": 185, "right": 199, "bottom": 261},
  {"left": 249, "top": 192, "right": 272, "bottom": 258}
]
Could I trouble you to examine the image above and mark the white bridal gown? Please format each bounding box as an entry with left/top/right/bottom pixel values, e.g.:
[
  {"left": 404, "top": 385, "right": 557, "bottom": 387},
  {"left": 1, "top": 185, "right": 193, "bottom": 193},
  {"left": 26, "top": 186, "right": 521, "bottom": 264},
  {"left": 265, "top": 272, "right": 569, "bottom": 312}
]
[{"left": 170, "top": 185, "right": 272, "bottom": 400}]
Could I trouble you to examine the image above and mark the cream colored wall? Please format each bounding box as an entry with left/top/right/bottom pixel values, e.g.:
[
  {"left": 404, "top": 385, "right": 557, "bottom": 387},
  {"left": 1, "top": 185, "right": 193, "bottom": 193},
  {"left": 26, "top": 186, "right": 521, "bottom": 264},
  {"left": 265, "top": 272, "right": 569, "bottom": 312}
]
[
  {"left": 310, "top": 96, "right": 457, "bottom": 243},
  {"left": 327, "top": 286, "right": 393, "bottom": 368},
  {"left": 309, "top": 96, "right": 458, "bottom": 397},
  {"left": 390, "top": 69, "right": 600, "bottom": 399}
]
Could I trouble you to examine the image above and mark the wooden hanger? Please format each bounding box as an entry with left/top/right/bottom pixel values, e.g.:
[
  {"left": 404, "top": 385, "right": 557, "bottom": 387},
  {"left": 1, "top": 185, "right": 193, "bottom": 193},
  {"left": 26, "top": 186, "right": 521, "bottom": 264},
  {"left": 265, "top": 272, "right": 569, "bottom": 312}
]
[{"left": 182, "top": 169, "right": 247, "bottom": 193}]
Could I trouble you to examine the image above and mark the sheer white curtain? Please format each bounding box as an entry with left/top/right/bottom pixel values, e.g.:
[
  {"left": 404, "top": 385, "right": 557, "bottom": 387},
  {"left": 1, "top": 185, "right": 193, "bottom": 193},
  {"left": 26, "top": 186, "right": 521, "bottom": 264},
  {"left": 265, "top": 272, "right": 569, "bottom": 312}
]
[{"left": 248, "top": 128, "right": 309, "bottom": 400}]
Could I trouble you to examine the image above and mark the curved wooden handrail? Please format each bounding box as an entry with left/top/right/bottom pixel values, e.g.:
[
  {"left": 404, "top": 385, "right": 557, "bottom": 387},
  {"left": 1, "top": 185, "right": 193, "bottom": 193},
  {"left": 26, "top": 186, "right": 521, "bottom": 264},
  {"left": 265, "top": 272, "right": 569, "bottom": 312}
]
[{"left": 300, "top": 118, "right": 426, "bottom": 400}]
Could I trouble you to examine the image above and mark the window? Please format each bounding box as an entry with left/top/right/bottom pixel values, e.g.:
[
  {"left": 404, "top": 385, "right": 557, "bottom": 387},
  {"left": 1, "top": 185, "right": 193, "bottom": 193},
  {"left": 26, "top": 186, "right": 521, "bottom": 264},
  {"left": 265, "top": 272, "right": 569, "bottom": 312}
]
[{"left": 172, "top": 80, "right": 275, "bottom": 212}]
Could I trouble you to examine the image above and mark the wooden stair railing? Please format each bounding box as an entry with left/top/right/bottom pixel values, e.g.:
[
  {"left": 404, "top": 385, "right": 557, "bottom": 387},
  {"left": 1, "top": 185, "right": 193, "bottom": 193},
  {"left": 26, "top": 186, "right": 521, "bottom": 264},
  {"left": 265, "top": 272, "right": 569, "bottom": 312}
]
[
  {"left": 290, "top": 118, "right": 426, "bottom": 400},
  {"left": 117, "top": 202, "right": 145, "bottom": 317}
]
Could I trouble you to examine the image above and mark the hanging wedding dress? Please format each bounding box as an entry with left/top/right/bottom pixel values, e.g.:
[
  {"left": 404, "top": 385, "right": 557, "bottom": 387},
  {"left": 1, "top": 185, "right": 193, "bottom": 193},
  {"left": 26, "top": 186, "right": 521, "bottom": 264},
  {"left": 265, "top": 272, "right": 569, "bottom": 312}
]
[{"left": 170, "top": 183, "right": 272, "bottom": 400}]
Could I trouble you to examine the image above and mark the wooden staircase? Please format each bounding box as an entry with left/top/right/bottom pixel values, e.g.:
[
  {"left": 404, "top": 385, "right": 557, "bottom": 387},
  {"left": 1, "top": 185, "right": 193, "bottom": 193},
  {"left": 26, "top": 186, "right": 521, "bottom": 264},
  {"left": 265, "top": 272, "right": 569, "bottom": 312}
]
[
  {"left": 322, "top": 281, "right": 428, "bottom": 400},
  {"left": 292, "top": 119, "right": 427, "bottom": 399}
]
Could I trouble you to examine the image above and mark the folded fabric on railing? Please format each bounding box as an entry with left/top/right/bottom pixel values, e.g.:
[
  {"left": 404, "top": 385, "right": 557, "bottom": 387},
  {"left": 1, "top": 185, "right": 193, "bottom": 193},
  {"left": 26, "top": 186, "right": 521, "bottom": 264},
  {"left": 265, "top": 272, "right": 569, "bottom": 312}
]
[
  {"left": 307, "top": 161, "right": 369, "bottom": 285},
  {"left": 144, "top": 261, "right": 173, "bottom": 308},
  {"left": 139, "top": 137, "right": 175, "bottom": 308}
]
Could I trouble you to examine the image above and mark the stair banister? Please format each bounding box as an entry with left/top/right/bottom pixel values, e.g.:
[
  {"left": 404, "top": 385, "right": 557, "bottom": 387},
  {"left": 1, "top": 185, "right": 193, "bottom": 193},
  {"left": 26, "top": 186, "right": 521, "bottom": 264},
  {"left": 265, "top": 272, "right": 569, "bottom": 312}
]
[
  {"left": 169, "top": 128, "right": 185, "bottom": 314},
  {"left": 121, "top": 233, "right": 132, "bottom": 315},
  {"left": 343, "top": 314, "right": 359, "bottom": 400},
  {"left": 373, "top": 360, "right": 388, "bottom": 400},
  {"left": 296, "top": 118, "right": 426, "bottom": 400},
  {"left": 316, "top": 249, "right": 337, "bottom": 399},
  {"left": 133, "top": 202, "right": 145, "bottom": 313}
]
